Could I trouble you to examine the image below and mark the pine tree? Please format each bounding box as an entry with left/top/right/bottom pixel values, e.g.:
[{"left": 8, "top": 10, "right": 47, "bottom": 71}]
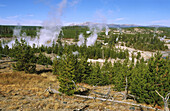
[
  {"left": 12, "top": 39, "right": 36, "bottom": 73},
  {"left": 57, "top": 52, "right": 78, "bottom": 95},
  {"left": 86, "top": 62, "right": 102, "bottom": 85},
  {"left": 37, "top": 53, "right": 52, "bottom": 65},
  {"left": 101, "top": 60, "right": 112, "bottom": 85},
  {"left": 77, "top": 56, "right": 92, "bottom": 83},
  {"left": 3, "top": 45, "right": 9, "bottom": 55},
  {"left": 130, "top": 52, "right": 170, "bottom": 106},
  {"left": 113, "top": 60, "right": 130, "bottom": 91},
  {"left": 136, "top": 52, "right": 141, "bottom": 59}
]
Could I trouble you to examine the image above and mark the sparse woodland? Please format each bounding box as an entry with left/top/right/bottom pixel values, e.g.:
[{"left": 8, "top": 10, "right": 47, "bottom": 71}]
[{"left": 0, "top": 26, "right": 170, "bottom": 110}]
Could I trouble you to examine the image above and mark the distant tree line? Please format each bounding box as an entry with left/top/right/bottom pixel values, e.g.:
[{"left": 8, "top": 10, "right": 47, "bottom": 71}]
[
  {"left": 0, "top": 25, "right": 40, "bottom": 38},
  {"left": 104, "top": 33, "right": 168, "bottom": 51}
]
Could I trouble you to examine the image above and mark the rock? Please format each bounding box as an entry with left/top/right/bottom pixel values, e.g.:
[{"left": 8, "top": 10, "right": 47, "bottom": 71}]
[{"left": 41, "top": 73, "right": 48, "bottom": 78}]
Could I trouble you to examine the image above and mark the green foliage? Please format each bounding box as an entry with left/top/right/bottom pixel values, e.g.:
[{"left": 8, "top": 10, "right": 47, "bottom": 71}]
[
  {"left": 56, "top": 52, "right": 78, "bottom": 95},
  {"left": 53, "top": 57, "right": 62, "bottom": 75},
  {"left": 112, "top": 59, "right": 132, "bottom": 91},
  {"left": 76, "top": 56, "right": 92, "bottom": 83},
  {"left": 3, "top": 45, "right": 9, "bottom": 55},
  {"left": 12, "top": 39, "right": 36, "bottom": 73},
  {"left": 0, "top": 25, "right": 41, "bottom": 38},
  {"left": 130, "top": 52, "right": 170, "bottom": 106},
  {"left": 1, "top": 25, "right": 170, "bottom": 107},
  {"left": 53, "top": 51, "right": 94, "bottom": 95},
  {"left": 136, "top": 52, "right": 141, "bottom": 59},
  {"left": 122, "top": 33, "right": 168, "bottom": 51},
  {"left": 62, "top": 26, "right": 89, "bottom": 39},
  {"left": 37, "top": 53, "right": 52, "bottom": 65},
  {"left": 100, "top": 60, "right": 113, "bottom": 85},
  {"left": 86, "top": 62, "right": 102, "bottom": 85}
]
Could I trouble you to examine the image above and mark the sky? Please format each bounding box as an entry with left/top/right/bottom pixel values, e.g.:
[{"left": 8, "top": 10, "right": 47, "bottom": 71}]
[{"left": 0, "top": 0, "right": 170, "bottom": 26}]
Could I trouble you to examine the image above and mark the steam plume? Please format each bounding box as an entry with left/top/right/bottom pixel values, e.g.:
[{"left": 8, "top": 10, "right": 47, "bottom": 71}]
[
  {"left": 13, "top": 24, "right": 21, "bottom": 37},
  {"left": 105, "top": 25, "right": 109, "bottom": 36},
  {"left": 86, "top": 23, "right": 108, "bottom": 47},
  {"left": 5, "top": 0, "right": 67, "bottom": 48},
  {"left": 77, "top": 33, "right": 85, "bottom": 46}
]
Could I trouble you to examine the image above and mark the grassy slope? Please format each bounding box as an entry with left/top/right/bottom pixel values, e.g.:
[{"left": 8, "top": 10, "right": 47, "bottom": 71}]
[{"left": 0, "top": 61, "right": 162, "bottom": 111}]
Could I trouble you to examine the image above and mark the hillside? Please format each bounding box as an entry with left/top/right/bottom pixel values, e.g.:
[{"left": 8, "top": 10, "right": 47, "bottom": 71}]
[{"left": 0, "top": 61, "right": 163, "bottom": 111}]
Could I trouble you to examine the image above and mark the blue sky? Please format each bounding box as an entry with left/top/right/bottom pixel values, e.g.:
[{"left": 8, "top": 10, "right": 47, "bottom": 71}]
[{"left": 0, "top": 0, "right": 170, "bottom": 26}]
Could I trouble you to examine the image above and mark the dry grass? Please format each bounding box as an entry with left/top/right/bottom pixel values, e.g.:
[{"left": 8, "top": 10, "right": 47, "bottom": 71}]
[{"left": 0, "top": 62, "right": 161, "bottom": 111}]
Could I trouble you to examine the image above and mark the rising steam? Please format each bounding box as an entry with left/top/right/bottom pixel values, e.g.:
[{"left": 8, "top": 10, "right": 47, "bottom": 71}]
[
  {"left": 86, "top": 23, "right": 108, "bottom": 47},
  {"left": 77, "top": 23, "right": 109, "bottom": 47},
  {"left": 5, "top": 0, "right": 67, "bottom": 48},
  {"left": 77, "top": 33, "right": 85, "bottom": 46},
  {"left": 13, "top": 24, "right": 21, "bottom": 37},
  {"left": 105, "top": 25, "right": 109, "bottom": 36}
]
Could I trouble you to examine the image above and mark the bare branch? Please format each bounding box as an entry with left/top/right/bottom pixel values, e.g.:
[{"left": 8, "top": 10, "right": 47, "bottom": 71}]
[
  {"left": 75, "top": 94, "right": 162, "bottom": 111},
  {"left": 165, "top": 93, "right": 170, "bottom": 101},
  {"left": 72, "top": 80, "right": 77, "bottom": 89},
  {"left": 155, "top": 90, "right": 164, "bottom": 100},
  {"left": 45, "top": 86, "right": 60, "bottom": 94},
  {"left": 155, "top": 90, "right": 170, "bottom": 111}
]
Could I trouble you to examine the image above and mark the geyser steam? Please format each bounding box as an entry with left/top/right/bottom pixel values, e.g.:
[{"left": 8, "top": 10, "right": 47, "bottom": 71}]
[
  {"left": 77, "top": 33, "right": 85, "bottom": 46},
  {"left": 77, "top": 23, "right": 109, "bottom": 47},
  {"left": 13, "top": 24, "right": 21, "bottom": 37},
  {"left": 36, "top": 0, "right": 67, "bottom": 46},
  {"left": 86, "top": 23, "right": 108, "bottom": 47},
  {"left": 5, "top": 0, "right": 67, "bottom": 48}
]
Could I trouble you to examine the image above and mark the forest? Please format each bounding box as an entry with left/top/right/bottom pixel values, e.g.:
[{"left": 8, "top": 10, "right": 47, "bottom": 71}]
[
  {"left": 0, "top": 25, "right": 169, "bottom": 51},
  {"left": 0, "top": 25, "right": 170, "bottom": 109}
]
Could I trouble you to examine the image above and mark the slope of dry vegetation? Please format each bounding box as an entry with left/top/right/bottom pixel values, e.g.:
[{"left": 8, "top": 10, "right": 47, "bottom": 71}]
[{"left": 0, "top": 62, "right": 163, "bottom": 111}]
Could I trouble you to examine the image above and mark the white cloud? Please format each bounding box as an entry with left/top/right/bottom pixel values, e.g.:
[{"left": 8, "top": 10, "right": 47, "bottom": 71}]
[
  {"left": 26, "top": 14, "right": 34, "bottom": 17},
  {"left": 63, "top": 21, "right": 82, "bottom": 26},
  {"left": 58, "top": 0, "right": 67, "bottom": 16},
  {"left": 70, "top": 0, "right": 81, "bottom": 7},
  {"left": 94, "top": 10, "right": 107, "bottom": 23},
  {"left": 6, "top": 14, "right": 34, "bottom": 19},
  {"left": 0, "top": 17, "right": 42, "bottom": 26},
  {"left": 21, "top": 19, "right": 42, "bottom": 26},
  {"left": 0, "top": 4, "right": 6, "bottom": 7},
  {"left": 6, "top": 15, "right": 20, "bottom": 19},
  {"left": 107, "top": 10, "right": 114, "bottom": 15},
  {"left": 115, "top": 17, "right": 124, "bottom": 21},
  {"left": 151, "top": 19, "right": 170, "bottom": 26}
]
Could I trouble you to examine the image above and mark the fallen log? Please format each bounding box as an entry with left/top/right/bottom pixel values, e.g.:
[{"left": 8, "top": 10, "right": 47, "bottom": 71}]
[
  {"left": 45, "top": 87, "right": 162, "bottom": 111},
  {"left": 74, "top": 94, "right": 162, "bottom": 111},
  {"left": 45, "top": 86, "right": 60, "bottom": 94}
]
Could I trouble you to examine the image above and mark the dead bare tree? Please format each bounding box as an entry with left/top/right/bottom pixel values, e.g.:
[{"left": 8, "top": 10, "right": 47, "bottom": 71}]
[
  {"left": 155, "top": 90, "right": 170, "bottom": 111},
  {"left": 45, "top": 86, "right": 60, "bottom": 94},
  {"left": 44, "top": 85, "right": 162, "bottom": 111},
  {"left": 74, "top": 94, "right": 162, "bottom": 111},
  {"left": 113, "top": 76, "right": 136, "bottom": 101},
  {"left": 72, "top": 80, "right": 77, "bottom": 89},
  {"left": 92, "top": 86, "right": 111, "bottom": 100}
]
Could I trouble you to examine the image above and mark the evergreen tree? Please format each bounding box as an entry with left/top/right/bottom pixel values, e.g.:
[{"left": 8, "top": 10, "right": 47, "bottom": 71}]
[
  {"left": 130, "top": 52, "right": 170, "bottom": 106},
  {"left": 136, "top": 52, "right": 141, "bottom": 59},
  {"left": 113, "top": 60, "right": 131, "bottom": 91},
  {"left": 3, "top": 45, "right": 9, "bottom": 55},
  {"left": 101, "top": 60, "right": 112, "bottom": 85},
  {"left": 37, "top": 53, "right": 52, "bottom": 65},
  {"left": 57, "top": 52, "right": 78, "bottom": 95},
  {"left": 12, "top": 39, "right": 36, "bottom": 73},
  {"left": 77, "top": 56, "right": 92, "bottom": 83},
  {"left": 86, "top": 62, "right": 102, "bottom": 85}
]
